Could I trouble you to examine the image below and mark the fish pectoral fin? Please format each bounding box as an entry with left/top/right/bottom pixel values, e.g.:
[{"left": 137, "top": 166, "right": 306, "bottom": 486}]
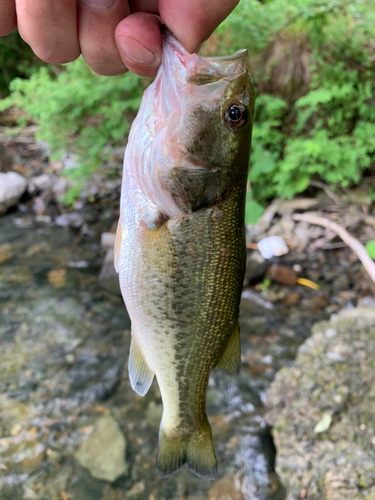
[
  {"left": 114, "top": 216, "right": 122, "bottom": 274},
  {"left": 216, "top": 321, "right": 241, "bottom": 375},
  {"left": 157, "top": 418, "right": 217, "bottom": 480},
  {"left": 128, "top": 335, "right": 154, "bottom": 396}
]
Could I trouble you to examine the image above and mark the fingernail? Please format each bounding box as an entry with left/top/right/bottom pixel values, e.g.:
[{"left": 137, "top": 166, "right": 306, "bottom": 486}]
[
  {"left": 79, "top": 0, "right": 115, "bottom": 8},
  {"left": 118, "top": 37, "right": 156, "bottom": 65}
]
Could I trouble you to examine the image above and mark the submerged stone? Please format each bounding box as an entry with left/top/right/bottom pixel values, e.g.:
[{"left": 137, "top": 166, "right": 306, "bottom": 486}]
[{"left": 75, "top": 415, "right": 127, "bottom": 482}]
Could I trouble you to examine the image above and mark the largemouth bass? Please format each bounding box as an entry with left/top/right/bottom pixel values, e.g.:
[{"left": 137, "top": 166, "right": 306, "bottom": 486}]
[{"left": 115, "top": 30, "right": 255, "bottom": 480}]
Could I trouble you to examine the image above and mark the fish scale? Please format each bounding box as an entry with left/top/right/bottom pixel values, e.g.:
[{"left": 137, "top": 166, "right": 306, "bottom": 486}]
[{"left": 116, "top": 30, "right": 255, "bottom": 479}]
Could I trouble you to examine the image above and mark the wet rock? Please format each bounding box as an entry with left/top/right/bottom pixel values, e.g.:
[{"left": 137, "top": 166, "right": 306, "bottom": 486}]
[
  {"left": 29, "top": 173, "right": 54, "bottom": 192},
  {"left": 358, "top": 296, "right": 375, "bottom": 308},
  {"left": 266, "top": 265, "right": 297, "bottom": 287},
  {"left": 244, "top": 251, "right": 267, "bottom": 283},
  {"left": 332, "top": 273, "right": 350, "bottom": 290},
  {"left": 266, "top": 307, "right": 375, "bottom": 500},
  {"left": 55, "top": 212, "right": 84, "bottom": 228},
  {"left": 47, "top": 269, "right": 66, "bottom": 288},
  {"left": 34, "top": 214, "right": 52, "bottom": 225},
  {"left": 75, "top": 415, "right": 127, "bottom": 482},
  {"left": 101, "top": 232, "right": 116, "bottom": 250},
  {"left": 125, "top": 481, "right": 145, "bottom": 499},
  {"left": 307, "top": 294, "right": 330, "bottom": 311},
  {"left": 281, "top": 291, "right": 300, "bottom": 307},
  {"left": 0, "top": 145, "right": 14, "bottom": 172},
  {"left": 52, "top": 177, "right": 69, "bottom": 199},
  {"left": 0, "top": 172, "right": 28, "bottom": 215},
  {"left": 0, "top": 243, "right": 14, "bottom": 265},
  {"left": 267, "top": 217, "right": 295, "bottom": 240},
  {"left": 208, "top": 475, "right": 245, "bottom": 500},
  {"left": 145, "top": 401, "right": 163, "bottom": 428}
]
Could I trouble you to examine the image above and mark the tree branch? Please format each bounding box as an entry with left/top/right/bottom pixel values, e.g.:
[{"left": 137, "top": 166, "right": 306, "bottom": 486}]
[{"left": 293, "top": 212, "right": 375, "bottom": 284}]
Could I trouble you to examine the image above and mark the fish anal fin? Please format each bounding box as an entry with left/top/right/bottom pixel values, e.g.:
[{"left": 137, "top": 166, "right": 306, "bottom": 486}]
[
  {"left": 114, "top": 216, "right": 122, "bottom": 274},
  {"left": 216, "top": 321, "right": 241, "bottom": 375},
  {"left": 128, "top": 335, "right": 154, "bottom": 396},
  {"left": 157, "top": 418, "right": 217, "bottom": 480}
]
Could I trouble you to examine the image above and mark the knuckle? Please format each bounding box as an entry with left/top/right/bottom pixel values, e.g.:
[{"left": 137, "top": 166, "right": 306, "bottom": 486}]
[{"left": 33, "top": 46, "right": 81, "bottom": 65}]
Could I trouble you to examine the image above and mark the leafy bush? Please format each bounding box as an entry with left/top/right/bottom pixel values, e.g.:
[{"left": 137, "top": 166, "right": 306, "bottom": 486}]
[
  {"left": 0, "top": 32, "right": 43, "bottom": 97},
  {"left": 220, "top": 0, "right": 375, "bottom": 207},
  {"left": 0, "top": 57, "right": 145, "bottom": 194},
  {"left": 1, "top": 0, "right": 375, "bottom": 215}
]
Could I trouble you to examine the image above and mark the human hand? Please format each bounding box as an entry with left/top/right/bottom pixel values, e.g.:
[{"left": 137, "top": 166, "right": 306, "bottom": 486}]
[{"left": 0, "top": 0, "right": 238, "bottom": 77}]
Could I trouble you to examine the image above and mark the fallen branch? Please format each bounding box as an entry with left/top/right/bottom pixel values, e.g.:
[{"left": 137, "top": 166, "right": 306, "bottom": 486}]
[
  {"left": 309, "top": 180, "right": 343, "bottom": 205},
  {"left": 293, "top": 212, "right": 375, "bottom": 284}
]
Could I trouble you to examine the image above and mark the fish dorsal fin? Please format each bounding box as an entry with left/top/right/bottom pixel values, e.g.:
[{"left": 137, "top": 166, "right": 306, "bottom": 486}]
[
  {"left": 114, "top": 216, "right": 122, "bottom": 274},
  {"left": 216, "top": 321, "right": 241, "bottom": 375},
  {"left": 129, "top": 334, "right": 154, "bottom": 396}
]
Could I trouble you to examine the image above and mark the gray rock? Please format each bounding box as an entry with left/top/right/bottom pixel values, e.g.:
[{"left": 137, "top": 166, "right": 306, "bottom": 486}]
[
  {"left": 0, "top": 172, "right": 28, "bottom": 215},
  {"left": 55, "top": 212, "right": 84, "bottom": 228},
  {"left": 244, "top": 250, "right": 267, "bottom": 283},
  {"left": 52, "top": 177, "right": 69, "bottom": 198},
  {"left": 75, "top": 415, "right": 127, "bottom": 482},
  {"left": 101, "top": 232, "right": 116, "bottom": 251},
  {"left": 266, "top": 307, "right": 375, "bottom": 500},
  {"left": 30, "top": 173, "right": 54, "bottom": 192}
]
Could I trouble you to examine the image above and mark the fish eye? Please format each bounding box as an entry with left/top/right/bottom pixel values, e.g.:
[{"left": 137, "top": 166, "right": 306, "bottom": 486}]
[{"left": 224, "top": 102, "right": 247, "bottom": 130}]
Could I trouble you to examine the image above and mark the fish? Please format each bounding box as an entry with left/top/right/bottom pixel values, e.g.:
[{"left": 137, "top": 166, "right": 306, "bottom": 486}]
[{"left": 115, "top": 29, "right": 255, "bottom": 480}]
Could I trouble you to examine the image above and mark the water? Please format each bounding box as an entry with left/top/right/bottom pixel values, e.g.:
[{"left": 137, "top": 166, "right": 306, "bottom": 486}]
[{"left": 0, "top": 212, "right": 329, "bottom": 500}]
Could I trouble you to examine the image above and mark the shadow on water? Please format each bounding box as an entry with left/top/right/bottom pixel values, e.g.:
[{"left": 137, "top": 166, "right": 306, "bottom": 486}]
[{"left": 0, "top": 213, "right": 328, "bottom": 500}]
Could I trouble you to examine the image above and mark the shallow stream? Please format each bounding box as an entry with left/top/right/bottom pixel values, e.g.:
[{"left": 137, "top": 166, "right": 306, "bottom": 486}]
[{"left": 0, "top": 212, "right": 330, "bottom": 500}]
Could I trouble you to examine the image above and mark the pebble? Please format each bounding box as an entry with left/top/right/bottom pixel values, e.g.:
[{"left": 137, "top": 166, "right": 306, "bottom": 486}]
[
  {"left": 266, "top": 265, "right": 297, "bottom": 286},
  {"left": 55, "top": 212, "right": 84, "bottom": 228},
  {"left": 257, "top": 236, "right": 289, "bottom": 259},
  {"left": 281, "top": 291, "right": 300, "bottom": 306},
  {"left": 244, "top": 250, "right": 267, "bottom": 283},
  {"left": 207, "top": 475, "right": 245, "bottom": 500},
  {"left": 0, "top": 171, "right": 28, "bottom": 215},
  {"left": 75, "top": 415, "right": 128, "bottom": 482}
]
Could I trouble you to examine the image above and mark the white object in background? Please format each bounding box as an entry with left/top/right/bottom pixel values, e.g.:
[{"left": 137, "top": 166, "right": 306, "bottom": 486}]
[{"left": 257, "top": 236, "right": 289, "bottom": 259}]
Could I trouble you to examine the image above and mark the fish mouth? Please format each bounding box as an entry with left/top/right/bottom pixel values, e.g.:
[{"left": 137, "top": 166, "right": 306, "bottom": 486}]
[
  {"left": 203, "top": 49, "right": 248, "bottom": 64},
  {"left": 162, "top": 29, "right": 249, "bottom": 86}
]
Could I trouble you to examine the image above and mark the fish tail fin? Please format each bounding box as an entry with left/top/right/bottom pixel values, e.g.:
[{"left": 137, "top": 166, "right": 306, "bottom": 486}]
[{"left": 156, "top": 418, "right": 217, "bottom": 480}]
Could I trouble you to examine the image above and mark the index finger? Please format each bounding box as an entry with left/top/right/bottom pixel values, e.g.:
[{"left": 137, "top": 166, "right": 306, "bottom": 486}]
[
  {"left": 0, "top": 0, "right": 16, "bottom": 36},
  {"left": 159, "top": 0, "right": 239, "bottom": 53}
]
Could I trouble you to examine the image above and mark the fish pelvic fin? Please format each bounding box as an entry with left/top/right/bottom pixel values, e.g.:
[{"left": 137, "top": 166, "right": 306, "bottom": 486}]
[
  {"left": 216, "top": 320, "right": 241, "bottom": 376},
  {"left": 128, "top": 334, "right": 154, "bottom": 396},
  {"left": 156, "top": 419, "right": 217, "bottom": 480},
  {"left": 114, "top": 216, "right": 122, "bottom": 274}
]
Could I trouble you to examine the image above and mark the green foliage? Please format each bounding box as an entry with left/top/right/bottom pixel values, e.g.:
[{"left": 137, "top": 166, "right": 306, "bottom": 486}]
[
  {"left": 1, "top": 0, "right": 375, "bottom": 211},
  {"left": 259, "top": 279, "right": 271, "bottom": 292},
  {"left": 0, "top": 32, "right": 43, "bottom": 97},
  {"left": 220, "top": 0, "right": 375, "bottom": 205},
  {"left": 0, "top": 57, "right": 145, "bottom": 186},
  {"left": 366, "top": 241, "right": 375, "bottom": 259},
  {"left": 245, "top": 190, "right": 265, "bottom": 224}
]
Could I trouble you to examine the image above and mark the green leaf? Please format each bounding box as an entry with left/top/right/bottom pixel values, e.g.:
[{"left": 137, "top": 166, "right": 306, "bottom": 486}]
[
  {"left": 313, "top": 413, "right": 332, "bottom": 433},
  {"left": 365, "top": 241, "right": 375, "bottom": 260},
  {"left": 245, "top": 193, "right": 265, "bottom": 225}
]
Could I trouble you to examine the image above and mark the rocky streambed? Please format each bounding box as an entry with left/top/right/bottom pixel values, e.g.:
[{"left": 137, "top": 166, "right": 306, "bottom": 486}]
[
  {"left": 1, "top": 123, "right": 375, "bottom": 499},
  {"left": 0, "top": 208, "right": 340, "bottom": 500}
]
